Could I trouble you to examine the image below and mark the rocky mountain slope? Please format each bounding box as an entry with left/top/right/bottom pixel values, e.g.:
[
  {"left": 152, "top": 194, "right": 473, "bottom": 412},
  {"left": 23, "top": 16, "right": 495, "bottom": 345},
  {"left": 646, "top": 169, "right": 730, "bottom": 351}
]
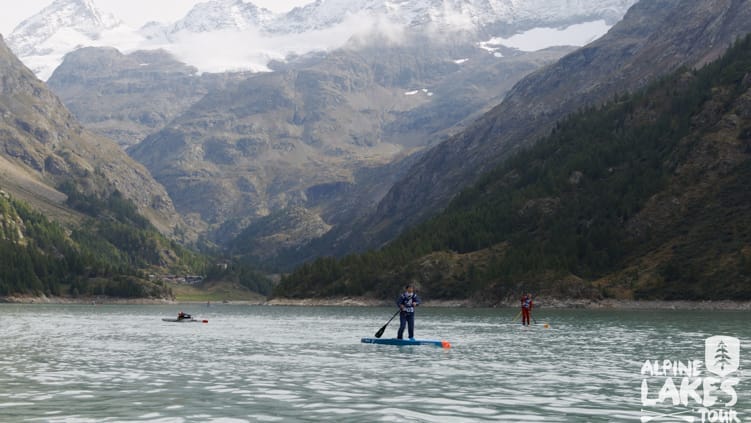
[
  {"left": 0, "top": 34, "right": 183, "bottom": 236},
  {"left": 274, "top": 34, "right": 751, "bottom": 301},
  {"left": 355, "top": 0, "right": 751, "bottom": 253},
  {"left": 128, "top": 36, "right": 570, "bottom": 250},
  {"left": 0, "top": 35, "right": 273, "bottom": 298},
  {"left": 47, "top": 47, "right": 245, "bottom": 147}
]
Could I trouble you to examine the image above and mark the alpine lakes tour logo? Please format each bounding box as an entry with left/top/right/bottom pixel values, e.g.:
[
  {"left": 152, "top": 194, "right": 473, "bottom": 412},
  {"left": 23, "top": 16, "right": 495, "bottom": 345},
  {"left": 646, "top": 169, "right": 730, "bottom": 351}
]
[{"left": 640, "top": 336, "right": 742, "bottom": 423}]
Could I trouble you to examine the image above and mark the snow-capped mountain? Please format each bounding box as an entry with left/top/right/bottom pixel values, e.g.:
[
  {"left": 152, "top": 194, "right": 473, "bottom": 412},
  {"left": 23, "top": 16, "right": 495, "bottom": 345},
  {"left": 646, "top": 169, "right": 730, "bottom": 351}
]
[
  {"left": 8, "top": 0, "right": 638, "bottom": 80},
  {"left": 162, "top": 0, "right": 637, "bottom": 37},
  {"left": 171, "top": 0, "right": 274, "bottom": 33},
  {"left": 6, "top": 0, "right": 125, "bottom": 79},
  {"left": 269, "top": 0, "right": 636, "bottom": 34}
]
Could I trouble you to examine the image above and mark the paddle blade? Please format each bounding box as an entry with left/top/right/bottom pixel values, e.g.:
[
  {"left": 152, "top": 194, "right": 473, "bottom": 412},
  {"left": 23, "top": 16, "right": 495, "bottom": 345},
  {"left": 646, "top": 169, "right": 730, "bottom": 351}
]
[{"left": 374, "top": 325, "right": 387, "bottom": 338}]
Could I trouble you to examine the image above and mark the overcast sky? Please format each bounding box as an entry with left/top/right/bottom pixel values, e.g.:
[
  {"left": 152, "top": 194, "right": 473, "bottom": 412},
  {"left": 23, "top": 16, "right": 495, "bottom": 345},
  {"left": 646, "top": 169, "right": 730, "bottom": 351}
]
[{"left": 0, "top": 0, "right": 312, "bottom": 36}]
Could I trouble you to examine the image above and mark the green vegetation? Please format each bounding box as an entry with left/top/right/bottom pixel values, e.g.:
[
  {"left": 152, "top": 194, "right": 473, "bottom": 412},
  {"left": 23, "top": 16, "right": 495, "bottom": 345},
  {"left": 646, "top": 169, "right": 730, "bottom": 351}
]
[
  {"left": 275, "top": 35, "right": 751, "bottom": 302},
  {"left": 0, "top": 195, "right": 69, "bottom": 296},
  {"left": 205, "top": 260, "right": 274, "bottom": 296},
  {"left": 0, "top": 184, "right": 272, "bottom": 299},
  {"left": 0, "top": 189, "right": 173, "bottom": 298},
  {"left": 59, "top": 182, "right": 208, "bottom": 271}
]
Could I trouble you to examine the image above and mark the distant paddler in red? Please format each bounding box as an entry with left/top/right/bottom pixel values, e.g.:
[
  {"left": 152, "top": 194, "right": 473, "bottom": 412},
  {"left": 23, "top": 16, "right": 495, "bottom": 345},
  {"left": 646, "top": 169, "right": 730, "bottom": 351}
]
[{"left": 520, "top": 293, "right": 533, "bottom": 326}]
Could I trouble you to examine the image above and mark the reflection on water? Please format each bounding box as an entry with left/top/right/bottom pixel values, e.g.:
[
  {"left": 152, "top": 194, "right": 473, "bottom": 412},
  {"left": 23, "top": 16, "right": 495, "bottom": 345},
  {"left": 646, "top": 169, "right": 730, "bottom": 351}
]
[{"left": 0, "top": 305, "right": 748, "bottom": 422}]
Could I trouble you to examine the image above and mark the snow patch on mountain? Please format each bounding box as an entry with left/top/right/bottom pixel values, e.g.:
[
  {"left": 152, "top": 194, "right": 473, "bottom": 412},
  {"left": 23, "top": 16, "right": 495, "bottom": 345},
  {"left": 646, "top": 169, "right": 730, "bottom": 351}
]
[{"left": 479, "top": 20, "right": 612, "bottom": 54}]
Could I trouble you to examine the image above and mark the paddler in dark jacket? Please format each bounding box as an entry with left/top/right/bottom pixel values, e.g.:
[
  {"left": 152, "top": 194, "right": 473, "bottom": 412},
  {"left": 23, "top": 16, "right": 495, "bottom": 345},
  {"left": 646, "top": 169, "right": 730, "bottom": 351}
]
[{"left": 396, "top": 285, "right": 421, "bottom": 339}]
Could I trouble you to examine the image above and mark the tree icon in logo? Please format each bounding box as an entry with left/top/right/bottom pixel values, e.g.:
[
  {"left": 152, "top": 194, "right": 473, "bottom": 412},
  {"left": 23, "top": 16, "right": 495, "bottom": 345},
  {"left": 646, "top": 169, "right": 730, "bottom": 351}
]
[
  {"left": 715, "top": 340, "right": 732, "bottom": 371},
  {"left": 705, "top": 336, "right": 740, "bottom": 377}
]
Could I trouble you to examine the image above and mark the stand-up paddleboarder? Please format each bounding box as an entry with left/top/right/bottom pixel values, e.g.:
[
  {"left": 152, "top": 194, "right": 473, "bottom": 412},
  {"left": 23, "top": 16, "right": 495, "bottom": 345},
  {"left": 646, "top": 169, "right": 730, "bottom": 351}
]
[
  {"left": 396, "top": 285, "right": 421, "bottom": 339},
  {"left": 521, "top": 293, "right": 533, "bottom": 326}
]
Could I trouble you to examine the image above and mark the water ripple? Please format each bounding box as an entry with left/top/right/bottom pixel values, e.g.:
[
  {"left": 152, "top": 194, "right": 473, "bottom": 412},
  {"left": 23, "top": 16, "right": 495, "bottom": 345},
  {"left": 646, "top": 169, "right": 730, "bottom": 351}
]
[{"left": 0, "top": 305, "right": 749, "bottom": 421}]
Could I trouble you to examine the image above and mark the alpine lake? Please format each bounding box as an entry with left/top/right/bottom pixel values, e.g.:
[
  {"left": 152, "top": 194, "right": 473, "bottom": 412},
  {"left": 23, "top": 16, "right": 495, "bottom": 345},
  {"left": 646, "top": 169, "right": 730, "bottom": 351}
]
[{"left": 0, "top": 304, "right": 749, "bottom": 422}]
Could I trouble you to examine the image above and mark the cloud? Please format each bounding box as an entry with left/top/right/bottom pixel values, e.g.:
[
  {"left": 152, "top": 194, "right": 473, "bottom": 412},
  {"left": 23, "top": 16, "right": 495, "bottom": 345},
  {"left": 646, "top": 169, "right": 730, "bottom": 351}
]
[{"left": 159, "top": 11, "right": 409, "bottom": 74}]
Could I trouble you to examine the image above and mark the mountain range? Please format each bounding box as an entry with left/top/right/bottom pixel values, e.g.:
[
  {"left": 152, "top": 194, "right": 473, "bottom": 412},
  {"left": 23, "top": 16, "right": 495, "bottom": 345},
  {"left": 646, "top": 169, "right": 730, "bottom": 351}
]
[
  {"left": 4, "top": 0, "right": 750, "bottom": 302},
  {"left": 6, "top": 0, "right": 636, "bottom": 79},
  {"left": 25, "top": 0, "right": 637, "bottom": 256},
  {"left": 124, "top": 38, "right": 570, "bottom": 248}
]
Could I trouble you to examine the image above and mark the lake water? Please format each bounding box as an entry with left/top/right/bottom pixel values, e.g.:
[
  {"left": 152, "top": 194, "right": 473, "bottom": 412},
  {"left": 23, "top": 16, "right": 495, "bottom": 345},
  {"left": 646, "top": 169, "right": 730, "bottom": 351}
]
[{"left": 0, "top": 305, "right": 749, "bottom": 422}]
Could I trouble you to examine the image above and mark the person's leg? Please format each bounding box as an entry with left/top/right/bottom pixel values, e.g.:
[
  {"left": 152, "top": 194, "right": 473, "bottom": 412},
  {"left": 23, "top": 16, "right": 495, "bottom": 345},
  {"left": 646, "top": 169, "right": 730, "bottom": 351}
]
[
  {"left": 407, "top": 313, "right": 415, "bottom": 339},
  {"left": 397, "top": 312, "right": 406, "bottom": 339}
]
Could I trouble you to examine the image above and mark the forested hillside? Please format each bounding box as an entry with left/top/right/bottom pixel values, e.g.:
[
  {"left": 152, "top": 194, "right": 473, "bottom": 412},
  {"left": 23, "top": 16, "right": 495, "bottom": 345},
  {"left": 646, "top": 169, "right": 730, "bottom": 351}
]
[
  {"left": 274, "top": 35, "right": 751, "bottom": 302},
  {"left": 0, "top": 186, "right": 192, "bottom": 298},
  {"left": 0, "top": 186, "right": 272, "bottom": 298}
]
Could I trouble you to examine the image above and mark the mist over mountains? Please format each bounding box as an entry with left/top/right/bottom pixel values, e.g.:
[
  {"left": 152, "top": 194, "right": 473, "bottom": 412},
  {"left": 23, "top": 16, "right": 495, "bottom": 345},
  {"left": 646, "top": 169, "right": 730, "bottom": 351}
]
[{"left": 7, "top": 0, "right": 636, "bottom": 79}]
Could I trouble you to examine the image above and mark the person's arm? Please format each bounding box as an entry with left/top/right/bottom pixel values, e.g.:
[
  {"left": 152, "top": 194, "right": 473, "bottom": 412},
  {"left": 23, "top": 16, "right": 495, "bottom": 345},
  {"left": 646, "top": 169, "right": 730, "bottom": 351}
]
[
  {"left": 396, "top": 295, "right": 405, "bottom": 311},
  {"left": 413, "top": 294, "right": 421, "bottom": 306}
]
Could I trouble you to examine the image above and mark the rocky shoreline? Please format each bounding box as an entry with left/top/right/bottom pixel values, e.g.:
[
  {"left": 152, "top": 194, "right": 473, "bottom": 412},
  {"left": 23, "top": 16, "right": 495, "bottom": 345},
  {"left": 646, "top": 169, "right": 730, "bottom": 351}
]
[
  {"left": 0, "top": 295, "right": 175, "bottom": 305},
  {"left": 3, "top": 295, "right": 751, "bottom": 310}
]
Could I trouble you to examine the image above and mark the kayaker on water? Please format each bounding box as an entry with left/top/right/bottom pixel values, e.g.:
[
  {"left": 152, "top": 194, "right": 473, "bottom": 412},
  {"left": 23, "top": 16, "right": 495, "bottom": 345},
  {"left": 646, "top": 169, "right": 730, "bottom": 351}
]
[
  {"left": 396, "top": 285, "right": 421, "bottom": 339},
  {"left": 521, "top": 293, "right": 533, "bottom": 326},
  {"left": 177, "top": 311, "right": 192, "bottom": 321}
]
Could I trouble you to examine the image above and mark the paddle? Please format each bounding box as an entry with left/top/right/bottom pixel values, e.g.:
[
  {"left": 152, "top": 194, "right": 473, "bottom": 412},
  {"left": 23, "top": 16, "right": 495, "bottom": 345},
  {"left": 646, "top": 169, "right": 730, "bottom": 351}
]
[
  {"left": 374, "top": 310, "right": 401, "bottom": 338},
  {"left": 512, "top": 310, "right": 521, "bottom": 321}
]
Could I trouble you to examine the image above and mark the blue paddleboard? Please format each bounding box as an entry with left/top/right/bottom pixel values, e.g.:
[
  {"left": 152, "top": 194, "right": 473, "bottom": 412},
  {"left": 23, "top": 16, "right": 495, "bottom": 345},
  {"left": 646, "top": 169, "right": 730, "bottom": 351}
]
[{"left": 361, "top": 337, "right": 451, "bottom": 348}]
